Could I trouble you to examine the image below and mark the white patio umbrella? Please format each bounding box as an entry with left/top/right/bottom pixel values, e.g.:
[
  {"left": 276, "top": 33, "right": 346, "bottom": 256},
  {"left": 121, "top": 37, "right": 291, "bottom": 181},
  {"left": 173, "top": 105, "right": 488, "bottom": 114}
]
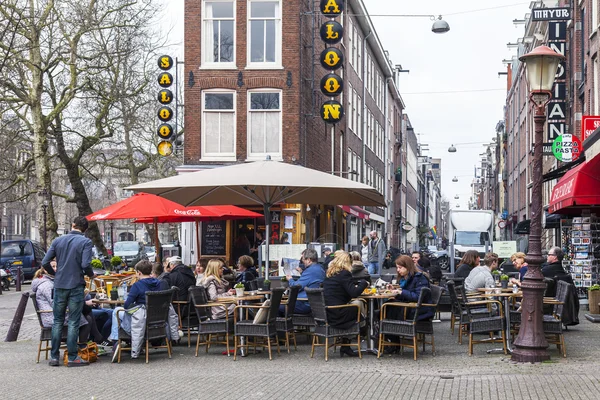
[{"left": 126, "top": 159, "right": 385, "bottom": 275}]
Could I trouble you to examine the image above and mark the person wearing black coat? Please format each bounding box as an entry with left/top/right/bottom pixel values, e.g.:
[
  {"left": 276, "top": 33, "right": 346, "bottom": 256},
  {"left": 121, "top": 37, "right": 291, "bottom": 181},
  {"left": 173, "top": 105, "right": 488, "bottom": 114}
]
[
  {"left": 454, "top": 250, "right": 481, "bottom": 280},
  {"left": 386, "top": 255, "right": 433, "bottom": 321},
  {"left": 542, "top": 247, "right": 567, "bottom": 278},
  {"left": 164, "top": 257, "right": 196, "bottom": 302},
  {"left": 323, "top": 251, "right": 369, "bottom": 357}
]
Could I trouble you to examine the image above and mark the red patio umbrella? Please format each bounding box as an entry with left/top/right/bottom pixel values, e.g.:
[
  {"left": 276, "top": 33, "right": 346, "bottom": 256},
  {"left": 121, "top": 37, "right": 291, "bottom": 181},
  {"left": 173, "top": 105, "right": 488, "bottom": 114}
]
[{"left": 87, "top": 193, "right": 261, "bottom": 261}]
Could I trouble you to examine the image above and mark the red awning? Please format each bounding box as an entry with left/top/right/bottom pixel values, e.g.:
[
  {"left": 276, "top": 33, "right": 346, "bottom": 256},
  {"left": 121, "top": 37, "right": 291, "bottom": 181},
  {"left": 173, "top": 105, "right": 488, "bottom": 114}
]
[
  {"left": 549, "top": 155, "right": 600, "bottom": 214},
  {"left": 339, "top": 205, "right": 370, "bottom": 220}
]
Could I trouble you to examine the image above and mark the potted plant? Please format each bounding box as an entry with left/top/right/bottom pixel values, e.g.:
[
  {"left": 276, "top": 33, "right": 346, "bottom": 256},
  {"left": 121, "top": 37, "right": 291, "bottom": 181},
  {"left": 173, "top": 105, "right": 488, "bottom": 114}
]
[
  {"left": 263, "top": 279, "right": 271, "bottom": 291},
  {"left": 588, "top": 284, "right": 600, "bottom": 314},
  {"left": 110, "top": 256, "right": 122, "bottom": 271},
  {"left": 492, "top": 270, "right": 500, "bottom": 283},
  {"left": 234, "top": 283, "right": 245, "bottom": 297},
  {"left": 500, "top": 274, "right": 509, "bottom": 289},
  {"left": 90, "top": 259, "right": 103, "bottom": 271},
  {"left": 280, "top": 275, "right": 289, "bottom": 289}
]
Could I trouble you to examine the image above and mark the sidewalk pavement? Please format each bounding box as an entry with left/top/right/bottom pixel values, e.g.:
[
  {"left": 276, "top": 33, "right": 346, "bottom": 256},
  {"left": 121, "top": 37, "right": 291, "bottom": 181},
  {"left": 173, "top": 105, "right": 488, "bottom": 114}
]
[{"left": 1, "top": 289, "right": 600, "bottom": 399}]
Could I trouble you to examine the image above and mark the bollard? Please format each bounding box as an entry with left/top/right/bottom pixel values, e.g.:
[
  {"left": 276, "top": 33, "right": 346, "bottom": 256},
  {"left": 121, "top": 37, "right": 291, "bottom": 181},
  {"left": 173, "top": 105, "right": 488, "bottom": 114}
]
[
  {"left": 5, "top": 291, "right": 29, "bottom": 342},
  {"left": 16, "top": 265, "right": 22, "bottom": 292}
]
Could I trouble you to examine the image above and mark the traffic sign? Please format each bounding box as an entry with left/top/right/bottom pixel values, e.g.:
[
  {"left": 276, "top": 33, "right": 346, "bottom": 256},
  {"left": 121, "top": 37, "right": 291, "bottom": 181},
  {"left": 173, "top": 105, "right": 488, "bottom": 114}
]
[
  {"left": 582, "top": 115, "right": 600, "bottom": 140},
  {"left": 552, "top": 134, "right": 582, "bottom": 162}
]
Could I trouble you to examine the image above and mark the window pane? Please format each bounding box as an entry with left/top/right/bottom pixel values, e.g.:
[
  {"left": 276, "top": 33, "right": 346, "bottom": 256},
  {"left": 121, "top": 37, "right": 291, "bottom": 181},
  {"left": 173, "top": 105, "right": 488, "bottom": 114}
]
[
  {"left": 250, "top": 93, "right": 279, "bottom": 109},
  {"left": 250, "top": 113, "right": 265, "bottom": 153},
  {"left": 211, "top": 21, "right": 219, "bottom": 62},
  {"left": 208, "top": 1, "right": 233, "bottom": 18},
  {"left": 220, "top": 20, "right": 234, "bottom": 62},
  {"left": 205, "top": 93, "right": 233, "bottom": 109},
  {"left": 251, "top": 2, "right": 276, "bottom": 18},
  {"left": 220, "top": 113, "right": 234, "bottom": 152},
  {"left": 265, "top": 112, "right": 279, "bottom": 152},
  {"left": 250, "top": 20, "right": 265, "bottom": 62},
  {"left": 205, "top": 113, "right": 220, "bottom": 153},
  {"left": 265, "top": 21, "right": 276, "bottom": 62}
]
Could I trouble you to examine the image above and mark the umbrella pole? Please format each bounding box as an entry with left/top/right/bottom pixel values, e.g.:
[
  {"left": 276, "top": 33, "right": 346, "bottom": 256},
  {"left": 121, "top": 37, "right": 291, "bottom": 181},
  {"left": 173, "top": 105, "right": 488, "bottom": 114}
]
[
  {"left": 154, "top": 218, "right": 161, "bottom": 264},
  {"left": 263, "top": 203, "right": 272, "bottom": 278},
  {"left": 195, "top": 219, "right": 200, "bottom": 263}
]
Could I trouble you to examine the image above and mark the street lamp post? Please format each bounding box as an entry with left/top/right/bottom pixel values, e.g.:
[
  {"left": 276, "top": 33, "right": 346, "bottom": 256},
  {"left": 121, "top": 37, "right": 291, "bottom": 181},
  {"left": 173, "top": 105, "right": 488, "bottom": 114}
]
[{"left": 512, "top": 46, "right": 564, "bottom": 363}]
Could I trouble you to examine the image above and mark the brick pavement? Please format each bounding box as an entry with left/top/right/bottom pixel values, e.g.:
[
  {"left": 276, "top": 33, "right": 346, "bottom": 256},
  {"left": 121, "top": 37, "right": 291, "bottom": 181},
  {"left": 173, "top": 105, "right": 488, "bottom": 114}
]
[{"left": 2, "top": 289, "right": 600, "bottom": 399}]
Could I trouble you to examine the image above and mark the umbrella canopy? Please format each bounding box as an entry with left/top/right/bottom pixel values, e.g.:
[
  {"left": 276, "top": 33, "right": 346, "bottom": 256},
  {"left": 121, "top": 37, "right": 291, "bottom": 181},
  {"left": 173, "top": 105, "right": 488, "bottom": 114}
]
[
  {"left": 125, "top": 160, "right": 384, "bottom": 207},
  {"left": 132, "top": 205, "right": 262, "bottom": 224},
  {"left": 126, "top": 160, "right": 385, "bottom": 276}
]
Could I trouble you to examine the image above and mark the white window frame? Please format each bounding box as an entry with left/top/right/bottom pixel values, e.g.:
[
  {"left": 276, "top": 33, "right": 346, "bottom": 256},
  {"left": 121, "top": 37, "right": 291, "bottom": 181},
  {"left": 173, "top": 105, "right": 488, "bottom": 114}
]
[
  {"left": 356, "top": 30, "right": 363, "bottom": 81},
  {"left": 246, "top": 0, "right": 282, "bottom": 69},
  {"left": 593, "top": 0, "right": 598, "bottom": 33},
  {"left": 201, "top": 89, "right": 237, "bottom": 161},
  {"left": 246, "top": 89, "right": 283, "bottom": 161},
  {"left": 201, "top": 0, "right": 236, "bottom": 69},
  {"left": 347, "top": 83, "right": 354, "bottom": 132}
]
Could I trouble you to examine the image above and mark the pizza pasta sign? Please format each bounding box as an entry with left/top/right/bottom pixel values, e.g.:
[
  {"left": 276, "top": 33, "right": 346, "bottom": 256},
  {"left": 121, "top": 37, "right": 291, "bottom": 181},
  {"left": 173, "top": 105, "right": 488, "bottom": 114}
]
[{"left": 551, "top": 134, "right": 582, "bottom": 162}]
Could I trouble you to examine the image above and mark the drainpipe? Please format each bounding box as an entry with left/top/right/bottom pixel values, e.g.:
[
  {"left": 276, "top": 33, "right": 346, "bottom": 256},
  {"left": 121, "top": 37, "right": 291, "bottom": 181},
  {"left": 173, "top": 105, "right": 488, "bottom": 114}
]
[
  {"left": 384, "top": 77, "right": 392, "bottom": 246},
  {"left": 361, "top": 30, "right": 372, "bottom": 185}
]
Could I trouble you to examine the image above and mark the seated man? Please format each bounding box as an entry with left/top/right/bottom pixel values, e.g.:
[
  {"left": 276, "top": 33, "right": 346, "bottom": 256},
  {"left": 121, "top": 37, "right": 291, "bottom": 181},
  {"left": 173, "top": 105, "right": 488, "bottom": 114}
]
[
  {"left": 235, "top": 255, "right": 258, "bottom": 284},
  {"left": 163, "top": 256, "right": 196, "bottom": 302},
  {"left": 542, "top": 247, "right": 567, "bottom": 278},
  {"left": 108, "top": 260, "right": 162, "bottom": 359},
  {"left": 464, "top": 252, "right": 498, "bottom": 293},
  {"left": 283, "top": 248, "right": 325, "bottom": 315}
]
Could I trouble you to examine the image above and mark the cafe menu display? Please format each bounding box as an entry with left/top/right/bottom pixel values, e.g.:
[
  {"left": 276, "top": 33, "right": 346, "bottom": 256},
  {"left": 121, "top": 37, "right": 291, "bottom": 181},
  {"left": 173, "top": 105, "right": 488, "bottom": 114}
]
[{"left": 201, "top": 221, "right": 227, "bottom": 255}]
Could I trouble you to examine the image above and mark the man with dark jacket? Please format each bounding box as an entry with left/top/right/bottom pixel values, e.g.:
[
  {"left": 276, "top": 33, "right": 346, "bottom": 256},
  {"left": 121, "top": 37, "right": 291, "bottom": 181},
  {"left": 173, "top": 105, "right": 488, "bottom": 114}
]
[
  {"left": 42, "top": 216, "right": 94, "bottom": 367},
  {"left": 164, "top": 256, "right": 196, "bottom": 302},
  {"left": 542, "top": 247, "right": 567, "bottom": 278}
]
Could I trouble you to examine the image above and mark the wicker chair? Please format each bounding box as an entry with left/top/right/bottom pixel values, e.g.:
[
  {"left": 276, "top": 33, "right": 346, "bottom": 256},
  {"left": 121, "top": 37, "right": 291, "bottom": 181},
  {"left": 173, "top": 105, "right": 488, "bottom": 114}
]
[
  {"left": 543, "top": 280, "right": 569, "bottom": 357},
  {"left": 173, "top": 289, "right": 201, "bottom": 347},
  {"left": 189, "top": 286, "right": 234, "bottom": 356},
  {"left": 447, "top": 281, "right": 507, "bottom": 355},
  {"left": 416, "top": 285, "right": 443, "bottom": 354},
  {"left": 233, "top": 288, "right": 285, "bottom": 360},
  {"left": 30, "top": 293, "right": 67, "bottom": 363},
  {"left": 377, "top": 287, "right": 429, "bottom": 361},
  {"left": 447, "top": 281, "right": 491, "bottom": 343},
  {"left": 244, "top": 280, "right": 259, "bottom": 291},
  {"left": 115, "top": 287, "right": 176, "bottom": 363},
  {"left": 304, "top": 288, "right": 362, "bottom": 362},
  {"left": 276, "top": 285, "right": 300, "bottom": 352}
]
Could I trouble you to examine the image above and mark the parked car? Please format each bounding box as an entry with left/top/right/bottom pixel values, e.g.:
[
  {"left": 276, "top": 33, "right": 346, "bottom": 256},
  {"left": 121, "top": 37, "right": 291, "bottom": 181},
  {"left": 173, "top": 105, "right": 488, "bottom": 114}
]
[
  {"left": 112, "top": 241, "right": 146, "bottom": 268},
  {"left": 144, "top": 246, "right": 156, "bottom": 262},
  {"left": 0, "top": 240, "right": 46, "bottom": 280},
  {"left": 91, "top": 246, "right": 111, "bottom": 270},
  {"left": 429, "top": 249, "right": 449, "bottom": 270}
]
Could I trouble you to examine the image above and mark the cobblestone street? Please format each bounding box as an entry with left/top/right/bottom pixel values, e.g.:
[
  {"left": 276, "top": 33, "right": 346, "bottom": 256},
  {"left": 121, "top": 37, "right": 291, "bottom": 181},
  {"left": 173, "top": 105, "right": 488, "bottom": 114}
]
[{"left": 2, "top": 287, "right": 600, "bottom": 399}]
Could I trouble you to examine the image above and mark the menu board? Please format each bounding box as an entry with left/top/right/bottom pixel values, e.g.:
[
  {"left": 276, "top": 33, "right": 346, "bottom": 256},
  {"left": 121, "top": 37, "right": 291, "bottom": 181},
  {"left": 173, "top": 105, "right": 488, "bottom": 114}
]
[{"left": 201, "top": 221, "right": 226, "bottom": 255}]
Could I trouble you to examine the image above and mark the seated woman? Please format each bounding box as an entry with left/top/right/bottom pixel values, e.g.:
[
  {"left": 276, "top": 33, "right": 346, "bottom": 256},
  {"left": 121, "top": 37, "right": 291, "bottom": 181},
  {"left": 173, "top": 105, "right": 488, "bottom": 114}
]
[
  {"left": 200, "top": 259, "right": 236, "bottom": 319},
  {"left": 509, "top": 252, "right": 528, "bottom": 287},
  {"left": 235, "top": 255, "right": 258, "bottom": 285},
  {"left": 194, "top": 260, "right": 205, "bottom": 286},
  {"left": 323, "top": 251, "right": 369, "bottom": 357},
  {"left": 385, "top": 255, "right": 433, "bottom": 322},
  {"left": 454, "top": 250, "right": 481, "bottom": 280},
  {"left": 31, "top": 261, "right": 90, "bottom": 344},
  {"left": 350, "top": 251, "right": 371, "bottom": 284}
]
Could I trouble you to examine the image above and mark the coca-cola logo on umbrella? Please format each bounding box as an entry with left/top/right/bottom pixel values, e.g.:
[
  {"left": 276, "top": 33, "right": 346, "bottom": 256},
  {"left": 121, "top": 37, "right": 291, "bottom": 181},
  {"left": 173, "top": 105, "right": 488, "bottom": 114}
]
[{"left": 173, "top": 209, "right": 202, "bottom": 216}]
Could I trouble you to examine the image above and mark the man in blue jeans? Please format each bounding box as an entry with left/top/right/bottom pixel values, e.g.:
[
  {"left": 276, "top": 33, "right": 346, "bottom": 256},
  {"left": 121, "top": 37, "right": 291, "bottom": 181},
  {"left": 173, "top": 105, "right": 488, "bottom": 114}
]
[{"left": 42, "top": 216, "right": 94, "bottom": 367}]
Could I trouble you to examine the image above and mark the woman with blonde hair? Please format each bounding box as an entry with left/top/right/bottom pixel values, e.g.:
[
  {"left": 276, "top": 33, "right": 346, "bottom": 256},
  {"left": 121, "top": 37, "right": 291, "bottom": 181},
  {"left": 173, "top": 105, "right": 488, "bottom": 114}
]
[
  {"left": 200, "top": 259, "right": 236, "bottom": 319},
  {"left": 323, "top": 251, "right": 369, "bottom": 357}
]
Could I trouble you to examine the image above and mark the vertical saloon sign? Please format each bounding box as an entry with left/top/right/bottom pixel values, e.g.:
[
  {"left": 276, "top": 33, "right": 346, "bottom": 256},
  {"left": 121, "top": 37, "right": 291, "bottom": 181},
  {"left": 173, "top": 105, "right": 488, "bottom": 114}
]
[{"left": 319, "top": 0, "right": 344, "bottom": 125}]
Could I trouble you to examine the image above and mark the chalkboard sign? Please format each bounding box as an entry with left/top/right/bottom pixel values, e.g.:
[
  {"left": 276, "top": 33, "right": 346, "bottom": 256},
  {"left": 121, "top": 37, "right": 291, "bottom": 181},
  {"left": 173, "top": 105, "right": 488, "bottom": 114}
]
[{"left": 201, "top": 221, "right": 226, "bottom": 255}]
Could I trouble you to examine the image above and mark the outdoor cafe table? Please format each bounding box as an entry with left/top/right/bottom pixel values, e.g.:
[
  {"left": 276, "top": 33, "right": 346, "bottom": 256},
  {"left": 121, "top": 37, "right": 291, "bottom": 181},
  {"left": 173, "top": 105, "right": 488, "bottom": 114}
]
[
  {"left": 360, "top": 292, "right": 397, "bottom": 355},
  {"left": 472, "top": 290, "right": 564, "bottom": 354},
  {"left": 217, "top": 294, "right": 266, "bottom": 356},
  {"left": 91, "top": 298, "right": 125, "bottom": 309}
]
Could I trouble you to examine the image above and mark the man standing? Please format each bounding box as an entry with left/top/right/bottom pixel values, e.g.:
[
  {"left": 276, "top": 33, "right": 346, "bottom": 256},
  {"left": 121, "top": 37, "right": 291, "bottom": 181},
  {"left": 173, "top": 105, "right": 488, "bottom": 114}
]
[
  {"left": 42, "top": 216, "right": 94, "bottom": 367},
  {"left": 367, "top": 230, "right": 386, "bottom": 275},
  {"left": 542, "top": 247, "right": 567, "bottom": 278}
]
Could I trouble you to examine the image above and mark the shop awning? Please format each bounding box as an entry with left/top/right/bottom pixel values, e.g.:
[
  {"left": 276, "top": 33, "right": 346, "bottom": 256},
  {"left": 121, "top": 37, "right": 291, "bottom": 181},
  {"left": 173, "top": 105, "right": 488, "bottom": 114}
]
[
  {"left": 339, "top": 205, "right": 370, "bottom": 220},
  {"left": 549, "top": 155, "right": 600, "bottom": 214}
]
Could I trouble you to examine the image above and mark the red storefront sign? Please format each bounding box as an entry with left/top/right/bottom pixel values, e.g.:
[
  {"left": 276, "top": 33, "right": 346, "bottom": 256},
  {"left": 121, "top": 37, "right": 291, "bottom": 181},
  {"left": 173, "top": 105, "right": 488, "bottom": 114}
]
[{"left": 582, "top": 115, "right": 600, "bottom": 140}]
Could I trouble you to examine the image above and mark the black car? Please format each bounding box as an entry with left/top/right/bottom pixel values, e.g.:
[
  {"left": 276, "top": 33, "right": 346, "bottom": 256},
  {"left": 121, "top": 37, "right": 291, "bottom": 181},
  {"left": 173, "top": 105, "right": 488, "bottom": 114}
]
[{"left": 1, "top": 240, "right": 46, "bottom": 280}]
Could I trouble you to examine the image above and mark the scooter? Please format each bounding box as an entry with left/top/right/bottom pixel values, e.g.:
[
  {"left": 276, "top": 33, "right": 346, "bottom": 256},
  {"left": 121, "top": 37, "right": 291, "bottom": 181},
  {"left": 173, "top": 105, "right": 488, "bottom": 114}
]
[{"left": 0, "top": 266, "right": 12, "bottom": 291}]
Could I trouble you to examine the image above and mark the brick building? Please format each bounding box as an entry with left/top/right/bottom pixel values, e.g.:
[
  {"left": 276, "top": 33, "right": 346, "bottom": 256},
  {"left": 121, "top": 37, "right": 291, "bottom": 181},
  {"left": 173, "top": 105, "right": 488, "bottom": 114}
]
[
  {"left": 501, "top": 0, "right": 600, "bottom": 249},
  {"left": 182, "top": 0, "right": 405, "bottom": 256}
]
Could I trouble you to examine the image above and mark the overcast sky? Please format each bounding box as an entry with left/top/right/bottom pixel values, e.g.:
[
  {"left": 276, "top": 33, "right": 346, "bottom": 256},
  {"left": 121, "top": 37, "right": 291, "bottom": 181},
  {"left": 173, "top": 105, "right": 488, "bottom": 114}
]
[{"left": 161, "top": 0, "right": 540, "bottom": 211}]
